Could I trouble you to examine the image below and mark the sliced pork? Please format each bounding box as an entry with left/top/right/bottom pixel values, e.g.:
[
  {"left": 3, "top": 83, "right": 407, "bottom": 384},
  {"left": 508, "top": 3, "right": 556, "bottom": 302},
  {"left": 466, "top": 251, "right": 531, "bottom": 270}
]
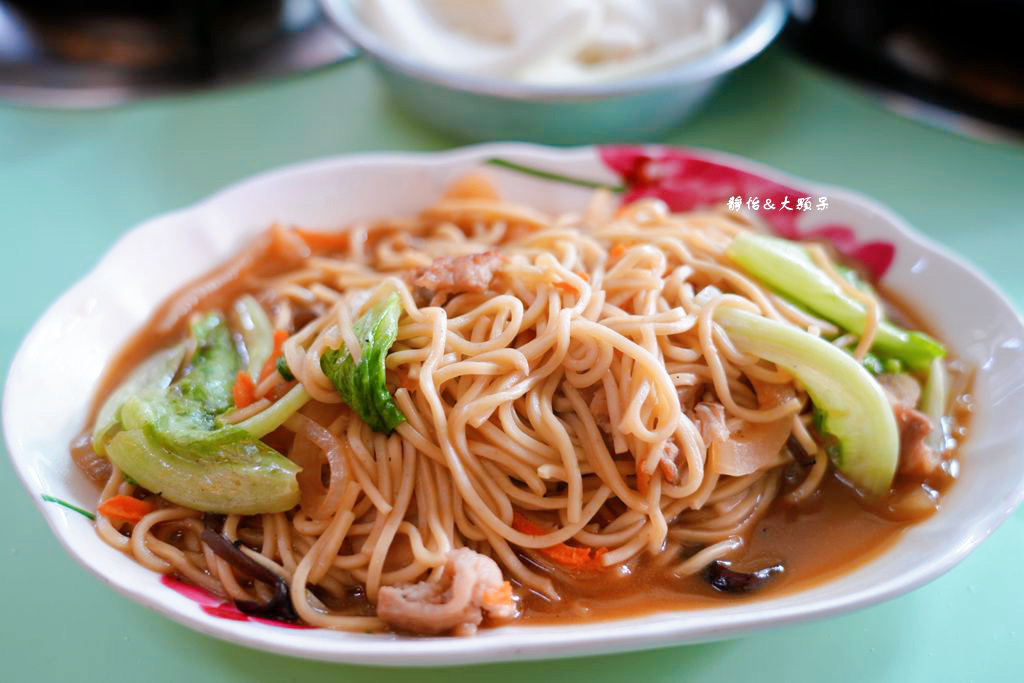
[
  {"left": 878, "top": 373, "right": 941, "bottom": 478},
  {"left": 412, "top": 251, "right": 503, "bottom": 296}
]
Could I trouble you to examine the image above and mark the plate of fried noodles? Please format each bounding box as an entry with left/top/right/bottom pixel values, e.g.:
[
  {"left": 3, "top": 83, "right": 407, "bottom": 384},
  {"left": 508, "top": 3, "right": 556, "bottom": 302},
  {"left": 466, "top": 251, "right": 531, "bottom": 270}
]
[{"left": 5, "top": 144, "right": 1024, "bottom": 665}]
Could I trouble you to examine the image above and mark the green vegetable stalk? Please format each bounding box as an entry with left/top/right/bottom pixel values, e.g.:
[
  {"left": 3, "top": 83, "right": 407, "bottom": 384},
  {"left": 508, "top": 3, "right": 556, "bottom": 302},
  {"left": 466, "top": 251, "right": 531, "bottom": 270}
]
[
  {"left": 715, "top": 306, "right": 900, "bottom": 495},
  {"left": 320, "top": 292, "right": 406, "bottom": 433},
  {"left": 727, "top": 233, "right": 945, "bottom": 371},
  {"left": 231, "top": 294, "right": 275, "bottom": 380},
  {"left": 920, "top": 357, "right": 952, "bottom": 452}
]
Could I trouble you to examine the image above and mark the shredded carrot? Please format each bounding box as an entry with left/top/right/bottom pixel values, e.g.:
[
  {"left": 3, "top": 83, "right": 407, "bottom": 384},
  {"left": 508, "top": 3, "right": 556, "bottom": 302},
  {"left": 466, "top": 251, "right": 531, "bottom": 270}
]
[
  {"left": 443, "top": 171, "right": 501, "bottom": 202},
  {"left": 608, "top": 243, "right": 627, "bottom": 262},
  {"left": 512, "top": 512, "right": 549, "bottom": 537},
  {"left": 542, "top": 542, "right": 598, "bottom": 568},
  {"left": 574, "top": 270, "right": 590, "bottom": 283},
  {"left": 233, "top": 371, "right": 256, "bottom": 409},
  {"left": 98, "top": 495, "right": 154, "bottom": 523},
  {"left": 483, "top": 581, "right": 515, "bottom": 609},
  {"left": 553, "top": 281, "right": 578, "bottom": 294},
  {"left": 512, "top": 512, "right": 608, "bottom": 572},
  {"left": 292, "top": 228, "right": 350, "bottom": 253},
  {"left": 260, "top": 330, "right": 289, "bottom": 382}
]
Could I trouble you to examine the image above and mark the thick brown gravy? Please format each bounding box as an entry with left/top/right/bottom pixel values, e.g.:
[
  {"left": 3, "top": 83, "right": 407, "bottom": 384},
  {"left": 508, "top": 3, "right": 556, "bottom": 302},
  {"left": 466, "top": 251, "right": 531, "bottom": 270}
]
[
  {"left": 520, "top": 475, "right": 910, "bottom": 624},
  {"left": 72, "top": 227, "right": 969, "bottom": 625}
]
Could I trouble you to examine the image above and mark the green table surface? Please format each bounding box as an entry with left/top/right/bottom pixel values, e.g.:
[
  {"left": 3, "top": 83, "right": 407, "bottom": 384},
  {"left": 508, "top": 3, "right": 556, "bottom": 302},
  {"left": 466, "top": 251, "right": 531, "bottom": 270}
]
[{"left": 2, "top": 47, "right": 1023, "bottom": 682}]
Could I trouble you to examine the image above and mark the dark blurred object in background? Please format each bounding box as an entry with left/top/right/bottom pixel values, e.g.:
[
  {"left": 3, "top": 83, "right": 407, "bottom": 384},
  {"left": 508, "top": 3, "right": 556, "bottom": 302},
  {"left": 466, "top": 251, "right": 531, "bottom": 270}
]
[
  {"left": 4, "top": 0, "right": 1023, "bottom": 142},
  {"left": 787, "top": 0, "right": 1024, "bottom": 142},
  {"left": 0, "top": 0, "right": 354, "bottom": 107}
]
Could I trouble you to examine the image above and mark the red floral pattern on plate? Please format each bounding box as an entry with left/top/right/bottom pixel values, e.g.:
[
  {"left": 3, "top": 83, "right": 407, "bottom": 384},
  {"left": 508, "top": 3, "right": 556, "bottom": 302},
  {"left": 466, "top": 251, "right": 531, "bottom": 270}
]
[
  {"left": 599, "top": 146, "right": 895, "bottom": 279},
  {"left": 161, "top": 575, "right": 313, "bottom": 629}
]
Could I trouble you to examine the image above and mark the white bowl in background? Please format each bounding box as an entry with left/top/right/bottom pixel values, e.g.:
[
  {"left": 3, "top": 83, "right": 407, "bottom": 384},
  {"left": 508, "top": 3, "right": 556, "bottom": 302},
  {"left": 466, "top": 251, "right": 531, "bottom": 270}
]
[{"left": 319, "top": 0, "right": 787, "bottom": 144}]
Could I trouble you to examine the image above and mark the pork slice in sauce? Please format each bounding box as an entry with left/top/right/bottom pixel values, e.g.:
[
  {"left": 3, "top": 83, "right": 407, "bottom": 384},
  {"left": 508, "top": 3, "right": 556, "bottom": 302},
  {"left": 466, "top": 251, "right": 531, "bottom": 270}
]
[
  {"left": 894, "top": 405, "right": 942, "bottom": 478},
  {"left": 376, "top": 548, "right": 517, "bottom": 636},
  {"left": 412, "top": 251, "right": 503, "bottom": 296},
  {"left": 878, "top": 373, "right": 941, "bottom": 478}
]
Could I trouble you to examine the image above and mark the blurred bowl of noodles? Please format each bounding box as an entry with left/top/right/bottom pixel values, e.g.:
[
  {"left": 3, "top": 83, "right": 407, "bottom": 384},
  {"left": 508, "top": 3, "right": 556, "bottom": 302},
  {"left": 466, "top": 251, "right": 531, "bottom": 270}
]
[{"left": 319, "top": 0, "right": 787, "bottom": 144}]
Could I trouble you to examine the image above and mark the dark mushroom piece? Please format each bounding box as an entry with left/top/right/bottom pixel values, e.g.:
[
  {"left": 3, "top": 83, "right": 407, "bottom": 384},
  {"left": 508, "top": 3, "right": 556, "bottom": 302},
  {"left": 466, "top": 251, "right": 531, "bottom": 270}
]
[
  {"left": 200, "top": 528, "right": 298, "bottom": 622},
  {"left": 786, "top": 435, "right": 815, "bottom": 467},
  {"left": 703, "top": 560, "right": 785, "bottom": 594}
]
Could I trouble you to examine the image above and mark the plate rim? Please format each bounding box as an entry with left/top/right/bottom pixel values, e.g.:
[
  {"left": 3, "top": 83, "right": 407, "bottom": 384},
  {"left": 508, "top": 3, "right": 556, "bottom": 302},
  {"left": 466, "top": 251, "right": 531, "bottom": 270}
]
[{"left": 5, "top": 142, "right": 1024, "bottom": 665}]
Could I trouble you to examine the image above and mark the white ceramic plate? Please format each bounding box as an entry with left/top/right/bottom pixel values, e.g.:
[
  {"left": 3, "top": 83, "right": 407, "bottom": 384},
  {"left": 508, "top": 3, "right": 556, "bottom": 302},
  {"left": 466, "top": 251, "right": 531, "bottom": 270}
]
[{"left": 5, "top": 144, "right": 1024, "bottom": 665}]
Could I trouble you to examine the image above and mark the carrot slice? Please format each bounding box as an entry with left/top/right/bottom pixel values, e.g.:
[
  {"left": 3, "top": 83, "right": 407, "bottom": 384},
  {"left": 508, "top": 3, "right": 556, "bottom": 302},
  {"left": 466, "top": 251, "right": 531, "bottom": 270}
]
[
  {"left": 443, "top": 171, "right": 500, "bottom": 202},
  {"left": 233, "top": 371, "right": 256, "bottom": 409},
  {"left": 292, "top": 228, "right": 350, "bottom": 253},
  {"left": 512, "top": 512, "right": 550, "bottom": 537},
  {"left": 259, "top": 330, "right": 289, "bottom": 382},
  {"left": 608, "top": 243, "right": 627, "bottom": 262},
  {"left": 512, "top": 512, "right": 608, "bottom": 572},
  {"left": 98, "top": 495, "right": 154, "bottom": 523}
]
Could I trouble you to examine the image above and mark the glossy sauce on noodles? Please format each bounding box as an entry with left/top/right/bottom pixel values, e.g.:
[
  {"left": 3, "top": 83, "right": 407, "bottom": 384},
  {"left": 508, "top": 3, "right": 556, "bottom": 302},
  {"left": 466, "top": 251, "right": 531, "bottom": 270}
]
[
  {"left": 71, "top": 226, "right": 969, "bottom": 626},
  {"left": 521, "top": 474, "right": 915, "bottom": 623}
]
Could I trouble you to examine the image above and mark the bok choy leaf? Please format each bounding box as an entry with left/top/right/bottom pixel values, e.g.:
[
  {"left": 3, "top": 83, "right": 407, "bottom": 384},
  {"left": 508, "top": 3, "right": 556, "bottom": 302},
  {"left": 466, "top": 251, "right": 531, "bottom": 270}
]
[
  {"left": 100, "top": 312, "right": 301, "bottom": 514},
  {"left": 320, "top": 292, "right": 406, "bottom": 433}
]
